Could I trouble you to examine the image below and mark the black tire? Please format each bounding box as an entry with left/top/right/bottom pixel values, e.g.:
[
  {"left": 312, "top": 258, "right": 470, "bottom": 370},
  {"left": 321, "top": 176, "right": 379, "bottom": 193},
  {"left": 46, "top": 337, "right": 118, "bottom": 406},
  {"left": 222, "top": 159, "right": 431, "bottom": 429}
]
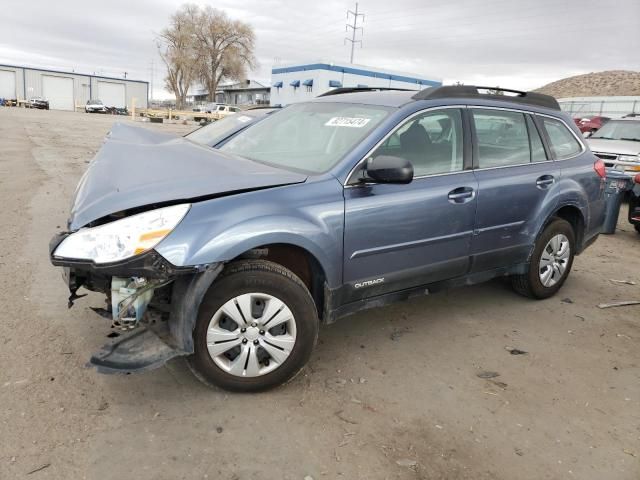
[
  {"left": 512, "top": 218, "right": 576, "bottom": 299},
  {"left": 634, "top": 224, "right": 640, "bottom": 234},
  {"left": 188, "top": 260, "right": 319, "bottom": 392}
]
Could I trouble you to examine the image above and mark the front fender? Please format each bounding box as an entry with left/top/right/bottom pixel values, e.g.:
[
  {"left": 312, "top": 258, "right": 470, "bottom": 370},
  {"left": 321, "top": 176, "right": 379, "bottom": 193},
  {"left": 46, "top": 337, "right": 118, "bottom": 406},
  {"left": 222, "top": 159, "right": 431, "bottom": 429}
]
[{"left": 156, "top": 178, "right": 345, "bottom": 287}]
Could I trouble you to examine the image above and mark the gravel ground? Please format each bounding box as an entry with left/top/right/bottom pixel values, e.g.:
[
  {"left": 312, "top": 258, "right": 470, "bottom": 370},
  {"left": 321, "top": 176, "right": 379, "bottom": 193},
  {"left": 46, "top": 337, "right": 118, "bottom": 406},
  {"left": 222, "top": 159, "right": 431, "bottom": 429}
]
[{"left": 1, "top": 108, "right": 639, "bottom": 480}]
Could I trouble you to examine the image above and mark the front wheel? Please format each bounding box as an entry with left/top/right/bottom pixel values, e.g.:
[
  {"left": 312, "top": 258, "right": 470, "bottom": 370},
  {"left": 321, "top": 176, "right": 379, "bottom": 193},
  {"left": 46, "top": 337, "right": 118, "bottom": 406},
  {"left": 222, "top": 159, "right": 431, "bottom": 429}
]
[
  {"left": 188, "top": 260, "right": 319, "bottom": 392},
  {"left": 634, "top": 224, "right": 640, "bottom": 234},
  {"left": 512, "top": 219, "right": 575, "bottom": 299}
]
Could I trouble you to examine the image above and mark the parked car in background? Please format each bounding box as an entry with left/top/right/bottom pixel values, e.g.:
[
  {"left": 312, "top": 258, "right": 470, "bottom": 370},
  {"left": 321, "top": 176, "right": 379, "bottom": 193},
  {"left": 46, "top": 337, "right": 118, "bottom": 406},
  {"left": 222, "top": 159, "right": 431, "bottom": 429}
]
[
  {"left": 574, "top": 115, "right": 609, "bottom": 134},
  {"left": 587, "top": 118, "right": 640, "bottom": 173},
  {"left": 49, "top": 85, "right": 605, "bottom": 392},
  {"left": 186, "top": 107, "right": 279, "bottom": 147},
  {"left": 85, "top": 99, "right": 108, "bottom": 113},
  {"left": 193, "top": 102, "right": 222, "bottom": 113},
  {"left": 194, "top": 103, "right": 241, "bottom": 122},
  {"left": 26, "top": 97, "right": 49, "bottom": 109}
]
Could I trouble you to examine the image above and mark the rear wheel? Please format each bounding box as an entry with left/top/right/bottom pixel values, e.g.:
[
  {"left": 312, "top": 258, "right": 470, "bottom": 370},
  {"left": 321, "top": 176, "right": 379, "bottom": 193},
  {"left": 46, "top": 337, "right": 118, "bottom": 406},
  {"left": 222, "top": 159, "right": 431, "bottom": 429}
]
[
  {"left": 512, "top": 219, "right": 575, "bottom": 299},
  {"left": 188, "top": 260, "right": 319, "bottom": 392},
  {"left": 634, "top": 224, "right": 640, "bottom": 234}
]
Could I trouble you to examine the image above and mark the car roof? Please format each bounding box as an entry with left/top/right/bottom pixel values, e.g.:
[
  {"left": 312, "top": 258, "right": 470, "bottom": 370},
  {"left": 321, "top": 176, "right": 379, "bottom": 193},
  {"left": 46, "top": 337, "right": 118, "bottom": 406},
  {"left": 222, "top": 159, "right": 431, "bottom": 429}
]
[
  {"left": 312, "top": 90, "right": 417, "bottom": 108},
  {"left": 310, "top": 85, "right": 561, "bottom": 112}
]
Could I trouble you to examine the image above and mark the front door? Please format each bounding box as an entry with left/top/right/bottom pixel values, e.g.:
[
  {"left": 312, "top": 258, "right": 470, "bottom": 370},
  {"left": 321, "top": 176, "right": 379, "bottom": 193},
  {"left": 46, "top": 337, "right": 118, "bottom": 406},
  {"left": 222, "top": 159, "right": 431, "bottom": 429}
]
[{"left": 343, "top": 107, "right": 477, "bottom": 302}]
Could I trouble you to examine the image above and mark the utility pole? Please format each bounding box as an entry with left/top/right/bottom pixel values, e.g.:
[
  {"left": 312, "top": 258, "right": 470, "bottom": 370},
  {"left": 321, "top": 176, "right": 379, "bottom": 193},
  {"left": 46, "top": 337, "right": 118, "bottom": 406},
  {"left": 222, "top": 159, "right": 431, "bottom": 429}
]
[{"left": 345, "top": 3, "right": 364, "bottom": 64}]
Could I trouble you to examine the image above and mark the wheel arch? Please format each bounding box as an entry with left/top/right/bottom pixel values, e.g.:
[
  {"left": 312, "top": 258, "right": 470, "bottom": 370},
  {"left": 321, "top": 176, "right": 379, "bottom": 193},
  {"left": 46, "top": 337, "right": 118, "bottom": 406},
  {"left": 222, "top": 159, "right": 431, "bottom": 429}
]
[
  {"left": 539, "top": 203, "right": 586, "bottom": 254},
  {"left": 230, "top": 243, "right": 329, "bottom": 321}
]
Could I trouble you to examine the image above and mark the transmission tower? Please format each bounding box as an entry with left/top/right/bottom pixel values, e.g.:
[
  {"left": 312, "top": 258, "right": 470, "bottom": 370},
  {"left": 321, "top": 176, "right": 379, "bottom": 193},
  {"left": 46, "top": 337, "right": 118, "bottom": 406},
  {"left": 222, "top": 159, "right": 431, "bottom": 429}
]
[{"left": 345, "top": 3, "right": 364, "bottom": 64}]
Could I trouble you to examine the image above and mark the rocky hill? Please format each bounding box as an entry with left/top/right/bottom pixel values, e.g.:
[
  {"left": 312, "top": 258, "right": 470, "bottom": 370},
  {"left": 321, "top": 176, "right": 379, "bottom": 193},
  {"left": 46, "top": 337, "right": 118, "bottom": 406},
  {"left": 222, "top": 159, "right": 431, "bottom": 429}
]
[{"left": 534, "top": 70, "right": 640, "bottom": 98}]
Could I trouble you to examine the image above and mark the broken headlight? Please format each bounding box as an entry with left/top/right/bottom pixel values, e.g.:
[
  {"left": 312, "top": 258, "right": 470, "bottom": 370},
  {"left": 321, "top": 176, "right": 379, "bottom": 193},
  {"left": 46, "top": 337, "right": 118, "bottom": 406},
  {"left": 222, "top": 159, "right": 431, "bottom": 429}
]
[{"left": 54, "top": 204, "right": 190, "bottom": 264}]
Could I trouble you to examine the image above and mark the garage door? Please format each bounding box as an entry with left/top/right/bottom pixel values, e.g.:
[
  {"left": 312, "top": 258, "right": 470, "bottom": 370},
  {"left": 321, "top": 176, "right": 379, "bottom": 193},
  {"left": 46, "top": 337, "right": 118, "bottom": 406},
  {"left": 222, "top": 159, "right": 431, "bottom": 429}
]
[
  {"left": 98, "top": 81, "right": 125, "bottom": 108},
  {"left": 43, "top": 76, "right": 74, "bottom": 111},
  {"left": 0, "top": 70, "right": 16, "bottom": 99}
]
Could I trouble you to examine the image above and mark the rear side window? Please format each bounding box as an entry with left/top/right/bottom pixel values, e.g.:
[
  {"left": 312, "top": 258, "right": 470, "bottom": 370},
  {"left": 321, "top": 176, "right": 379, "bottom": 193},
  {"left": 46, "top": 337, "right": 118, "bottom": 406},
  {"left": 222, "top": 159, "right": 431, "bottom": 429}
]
[
  {"left": 472, "top": 109, "right": 530, "bottom": 168},
  {"left": 541, "top": 117, "right": 582, "bottom": 159}
]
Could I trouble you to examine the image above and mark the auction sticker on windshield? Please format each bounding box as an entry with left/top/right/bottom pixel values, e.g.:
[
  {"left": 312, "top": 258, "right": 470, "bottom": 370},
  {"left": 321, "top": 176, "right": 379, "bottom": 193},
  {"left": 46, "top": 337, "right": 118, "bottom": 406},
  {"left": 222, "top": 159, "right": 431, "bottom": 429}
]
[{"left": 325, "top": 117, "right": 371, "bottom": 128}]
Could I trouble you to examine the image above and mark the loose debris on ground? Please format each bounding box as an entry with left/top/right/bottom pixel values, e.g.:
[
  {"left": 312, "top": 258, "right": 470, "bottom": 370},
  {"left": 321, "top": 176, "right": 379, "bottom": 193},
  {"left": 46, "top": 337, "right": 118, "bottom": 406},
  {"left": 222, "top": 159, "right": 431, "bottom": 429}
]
[{"left": 597, "top": 300, "right": 640, "bottom": 309}]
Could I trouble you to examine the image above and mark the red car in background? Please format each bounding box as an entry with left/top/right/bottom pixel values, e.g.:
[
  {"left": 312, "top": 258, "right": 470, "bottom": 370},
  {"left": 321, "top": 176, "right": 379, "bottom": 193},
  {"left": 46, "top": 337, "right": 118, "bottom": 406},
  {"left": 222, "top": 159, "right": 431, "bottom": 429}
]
[{"left": 574, "top": 115, "right": 610, "bottom": 134}]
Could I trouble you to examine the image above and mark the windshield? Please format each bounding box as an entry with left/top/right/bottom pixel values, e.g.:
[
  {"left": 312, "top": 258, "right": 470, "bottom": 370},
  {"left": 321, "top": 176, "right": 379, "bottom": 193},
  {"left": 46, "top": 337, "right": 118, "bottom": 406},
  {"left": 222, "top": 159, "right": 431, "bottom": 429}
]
[
  {"left": 591, "top": 120, "right": 640, "bottom": 141},
  {"left": 219, "top": 102, "right": 392, "bottom": 173},
  {"left": 186, "top": 113, "right": 259, "bottom": 146},
  {"left": 89, "top": 99, "right": 103, "bottom": 105}
]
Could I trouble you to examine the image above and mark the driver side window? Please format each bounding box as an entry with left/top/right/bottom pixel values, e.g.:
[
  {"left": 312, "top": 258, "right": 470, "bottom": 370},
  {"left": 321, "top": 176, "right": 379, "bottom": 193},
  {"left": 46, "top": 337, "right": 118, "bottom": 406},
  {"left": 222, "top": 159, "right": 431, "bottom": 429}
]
[{"left": 371, "top": 109, "right": 464, "bottom": 177}]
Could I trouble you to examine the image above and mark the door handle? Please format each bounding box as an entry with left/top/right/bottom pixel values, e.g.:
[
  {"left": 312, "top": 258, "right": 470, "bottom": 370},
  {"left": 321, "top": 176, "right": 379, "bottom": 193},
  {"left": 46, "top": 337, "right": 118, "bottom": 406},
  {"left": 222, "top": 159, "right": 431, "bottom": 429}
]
[
  {"left": 536, "top": 175, "right": 555, "bottom": 188},
  {"left": 448, "top": 186, "right": 475, "bottom": 204}
]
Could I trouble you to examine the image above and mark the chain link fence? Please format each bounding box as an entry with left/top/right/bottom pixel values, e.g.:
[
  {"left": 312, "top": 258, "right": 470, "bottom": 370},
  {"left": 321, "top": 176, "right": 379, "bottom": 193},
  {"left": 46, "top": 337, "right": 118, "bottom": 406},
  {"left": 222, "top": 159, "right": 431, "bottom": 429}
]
[{"left": 559, "top": 96, "right": 640, "bottom": 119}]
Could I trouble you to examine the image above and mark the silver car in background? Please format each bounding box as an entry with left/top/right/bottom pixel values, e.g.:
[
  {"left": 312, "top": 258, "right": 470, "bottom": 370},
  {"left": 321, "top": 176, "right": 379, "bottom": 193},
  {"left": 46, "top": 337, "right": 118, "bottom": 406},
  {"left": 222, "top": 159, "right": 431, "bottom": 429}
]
[{"left": 587, "top": 118, "right": 640, "bottom": 174}]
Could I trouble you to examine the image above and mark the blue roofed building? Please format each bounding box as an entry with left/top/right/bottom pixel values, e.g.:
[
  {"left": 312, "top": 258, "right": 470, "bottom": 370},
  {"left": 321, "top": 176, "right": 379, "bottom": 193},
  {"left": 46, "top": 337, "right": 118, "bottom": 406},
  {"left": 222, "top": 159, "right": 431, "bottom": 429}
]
[{"left": 270, "top": 60, "right": 441, "bottom": 106}]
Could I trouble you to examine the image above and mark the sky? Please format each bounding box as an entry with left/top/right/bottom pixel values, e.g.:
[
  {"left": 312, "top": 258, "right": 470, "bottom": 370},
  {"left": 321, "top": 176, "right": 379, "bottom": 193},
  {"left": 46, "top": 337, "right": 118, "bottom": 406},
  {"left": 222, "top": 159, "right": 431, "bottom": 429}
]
[{"left": 1, "top": 0, "right": 638, "bottom": 99}]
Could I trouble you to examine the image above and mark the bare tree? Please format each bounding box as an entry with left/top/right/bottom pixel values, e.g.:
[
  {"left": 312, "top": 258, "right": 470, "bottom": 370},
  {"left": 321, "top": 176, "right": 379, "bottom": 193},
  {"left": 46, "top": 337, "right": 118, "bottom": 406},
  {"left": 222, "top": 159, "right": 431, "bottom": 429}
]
[
  {"left": 157, "top": 4, "right": 200, "bottom": 109},
  {"left": 194, "top": 7, "right": 256, "bottom": 102}
]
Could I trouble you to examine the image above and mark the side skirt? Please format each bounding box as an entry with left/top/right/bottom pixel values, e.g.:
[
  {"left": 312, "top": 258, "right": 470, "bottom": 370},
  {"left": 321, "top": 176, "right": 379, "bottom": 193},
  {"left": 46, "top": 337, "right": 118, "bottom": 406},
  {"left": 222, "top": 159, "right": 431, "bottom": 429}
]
[{"left": 324, "top": 263, "right": 528, "bottom": 323}]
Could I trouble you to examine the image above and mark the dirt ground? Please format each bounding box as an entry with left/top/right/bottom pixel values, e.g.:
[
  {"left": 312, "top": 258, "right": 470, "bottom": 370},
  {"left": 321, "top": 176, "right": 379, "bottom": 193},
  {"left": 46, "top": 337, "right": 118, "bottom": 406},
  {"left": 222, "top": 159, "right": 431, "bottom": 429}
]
[{"left": 0, "top": 107, "right": 638, "bottom": 480}]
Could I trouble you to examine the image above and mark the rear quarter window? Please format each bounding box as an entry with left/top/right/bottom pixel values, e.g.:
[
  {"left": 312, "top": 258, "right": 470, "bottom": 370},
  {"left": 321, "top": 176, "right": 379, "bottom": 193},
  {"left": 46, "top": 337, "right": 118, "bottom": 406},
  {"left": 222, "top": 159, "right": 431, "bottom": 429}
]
[{"left": 541, "top": 117, "right": 583, "bottom": 159}]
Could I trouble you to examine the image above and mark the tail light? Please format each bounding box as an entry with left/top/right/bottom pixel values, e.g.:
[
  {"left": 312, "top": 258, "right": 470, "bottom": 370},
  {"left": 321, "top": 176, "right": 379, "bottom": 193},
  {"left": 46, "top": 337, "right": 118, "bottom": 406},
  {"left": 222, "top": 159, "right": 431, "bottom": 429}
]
[
  {"left": 635, "top": 173, "right": 640, "bottom": 184},
  {"left": 594, "top": 159, "right": 606, "bottom": 179}
]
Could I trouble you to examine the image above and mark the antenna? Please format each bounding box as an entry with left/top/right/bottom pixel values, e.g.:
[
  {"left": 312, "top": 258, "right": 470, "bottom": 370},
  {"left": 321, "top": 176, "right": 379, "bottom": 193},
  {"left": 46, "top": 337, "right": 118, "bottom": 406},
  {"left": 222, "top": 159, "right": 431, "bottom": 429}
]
[{"left": 345, "top": 2, "right": 364, "bottom": 64}]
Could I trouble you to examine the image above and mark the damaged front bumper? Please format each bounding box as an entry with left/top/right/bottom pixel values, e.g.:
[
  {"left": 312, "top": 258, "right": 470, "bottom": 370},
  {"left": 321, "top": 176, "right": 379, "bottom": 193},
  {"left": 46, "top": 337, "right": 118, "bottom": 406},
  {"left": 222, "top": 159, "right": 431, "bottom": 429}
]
[{"left": 49, "top": 232, "right": 222, "bottom": 374}]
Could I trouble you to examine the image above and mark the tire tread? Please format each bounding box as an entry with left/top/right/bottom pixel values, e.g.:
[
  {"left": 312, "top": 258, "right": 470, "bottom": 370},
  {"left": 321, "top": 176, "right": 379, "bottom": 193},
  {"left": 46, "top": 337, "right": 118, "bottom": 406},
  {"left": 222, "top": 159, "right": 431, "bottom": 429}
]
[
  {"left": 188, "top": 259, "right": 318, "bottom": 392},
  {"left": 511, "top": 218, "right": 575, "bottom": 299}
]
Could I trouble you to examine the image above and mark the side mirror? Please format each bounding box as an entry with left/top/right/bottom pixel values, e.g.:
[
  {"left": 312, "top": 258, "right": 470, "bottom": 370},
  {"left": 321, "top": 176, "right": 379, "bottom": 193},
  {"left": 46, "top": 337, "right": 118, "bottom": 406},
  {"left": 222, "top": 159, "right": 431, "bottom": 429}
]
[
  {"left": 582, "top": 131, "right": 592, "bottom": 139},
  {"left": 365, "top": 155, "right": 414, "bottom": 184}
]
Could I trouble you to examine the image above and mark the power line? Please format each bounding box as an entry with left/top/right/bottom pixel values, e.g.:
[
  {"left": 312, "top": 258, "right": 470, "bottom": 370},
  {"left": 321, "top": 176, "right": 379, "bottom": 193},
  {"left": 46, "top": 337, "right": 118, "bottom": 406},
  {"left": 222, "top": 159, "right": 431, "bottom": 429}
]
[{"left": 345, "top": 2, "right": 364, "bottom": 64}]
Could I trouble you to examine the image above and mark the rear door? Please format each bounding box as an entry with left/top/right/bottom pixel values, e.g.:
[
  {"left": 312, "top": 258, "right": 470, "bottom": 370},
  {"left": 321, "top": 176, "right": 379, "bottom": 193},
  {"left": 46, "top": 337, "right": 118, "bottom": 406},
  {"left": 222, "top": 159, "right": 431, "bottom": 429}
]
[
  {"left": 470, "top": 107, "right": 558, "bottom": 271},
  {"left": 343, "top": 107, "right": 477, "bottom": 301}
]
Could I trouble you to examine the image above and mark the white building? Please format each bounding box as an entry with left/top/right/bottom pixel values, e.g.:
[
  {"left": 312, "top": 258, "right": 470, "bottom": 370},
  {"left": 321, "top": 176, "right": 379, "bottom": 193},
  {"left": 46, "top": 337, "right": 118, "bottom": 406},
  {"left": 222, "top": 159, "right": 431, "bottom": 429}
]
[
  {"left": 270, "top": 61, "right": 441, "bottom": 106},
  {"left": 0, "top": 64, "right": 148, "bottom": 110}
]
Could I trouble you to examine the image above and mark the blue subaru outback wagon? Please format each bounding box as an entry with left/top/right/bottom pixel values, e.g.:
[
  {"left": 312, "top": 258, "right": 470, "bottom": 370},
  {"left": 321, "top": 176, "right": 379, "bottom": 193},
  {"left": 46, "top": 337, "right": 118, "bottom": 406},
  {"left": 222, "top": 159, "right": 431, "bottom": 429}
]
[{"left": 50, "top": 86, "right": 606, "bottom": 391}]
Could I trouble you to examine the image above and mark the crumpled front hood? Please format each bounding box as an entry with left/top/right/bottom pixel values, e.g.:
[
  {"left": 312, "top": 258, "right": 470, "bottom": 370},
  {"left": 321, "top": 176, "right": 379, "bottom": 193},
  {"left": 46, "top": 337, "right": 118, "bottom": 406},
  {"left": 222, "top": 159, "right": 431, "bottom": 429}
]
[
  {"left": 69, "top": 123, "right": 307, "bottom": 230},
  {"left": 587, "top": 138, "right": 640, "bottom": 156}
]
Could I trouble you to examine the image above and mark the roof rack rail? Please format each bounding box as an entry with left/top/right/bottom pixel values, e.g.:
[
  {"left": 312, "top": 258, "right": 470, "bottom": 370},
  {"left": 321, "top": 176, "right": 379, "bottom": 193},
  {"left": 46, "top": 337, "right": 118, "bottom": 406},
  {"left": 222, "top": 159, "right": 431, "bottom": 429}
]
[
  {"left": 317, "top": 87, "right": 412, "bottom": 97},
  {"left": 246, "top": 105, "right": 281, "bottom": 110},
  {"left": 412, "top": 85, "right": 560, "bottom": 110}
]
